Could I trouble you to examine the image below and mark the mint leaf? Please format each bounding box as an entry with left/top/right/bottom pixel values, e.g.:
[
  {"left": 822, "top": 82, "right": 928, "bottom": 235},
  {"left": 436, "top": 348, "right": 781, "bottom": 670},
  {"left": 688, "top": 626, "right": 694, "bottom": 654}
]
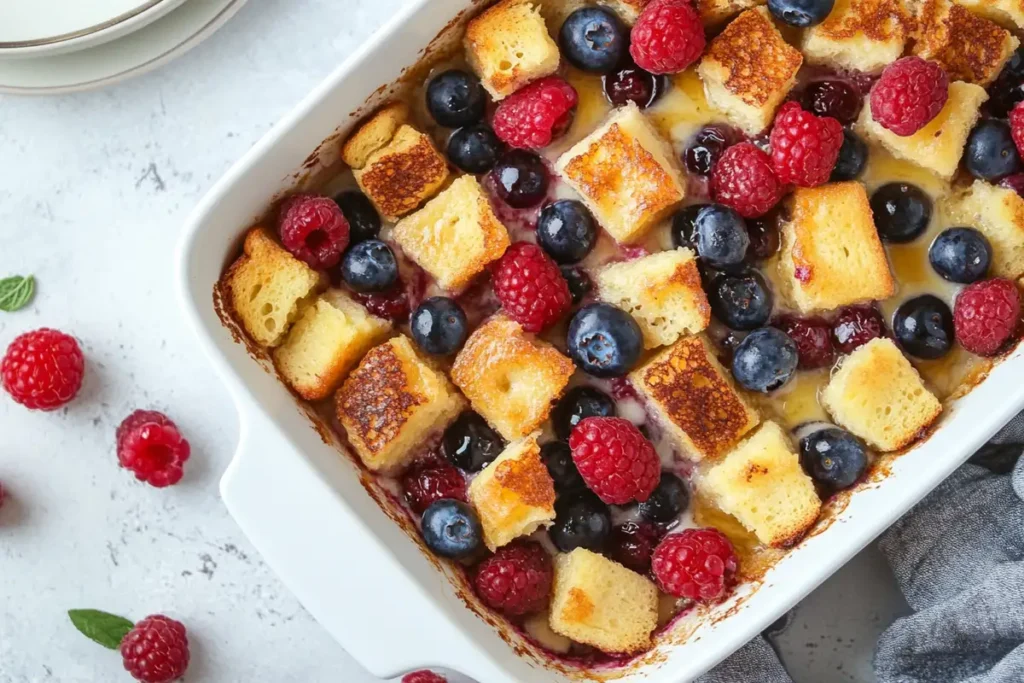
[
  {"left": 68, "top": 609, "right": 134, "bottom": 649},
  {"left": 0, "top": 275, "right": 34, "bottom": 312}
]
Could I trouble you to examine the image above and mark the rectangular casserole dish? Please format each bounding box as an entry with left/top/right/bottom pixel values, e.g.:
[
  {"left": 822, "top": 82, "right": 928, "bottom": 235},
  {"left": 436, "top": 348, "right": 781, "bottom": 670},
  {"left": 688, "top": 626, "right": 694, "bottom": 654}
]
[{"left": 176, "top": 1, "right": 1024, "bottom": 680}]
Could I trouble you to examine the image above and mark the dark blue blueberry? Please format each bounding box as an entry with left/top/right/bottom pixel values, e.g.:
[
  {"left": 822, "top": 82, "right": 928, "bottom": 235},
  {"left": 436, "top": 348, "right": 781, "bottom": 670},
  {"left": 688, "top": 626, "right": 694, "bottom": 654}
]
[
  {"left": 340, "top": 239, "right": 398, "bottom": 293},
  {"left": 560, "top": 265, "right": 593, "bottom": 304},
  {"left": 708, "top": 270, "right": 774, "bottom": 331},
  {"left": 799, "top": 428, "right": 868, "bottom": 491},
  {"left": 490, "top": 150, "right": 549, "bottom": 208},
  {"left": 552, "top": 385, "right": 616, "bottom": 441},
  {"left": 830, "top": 130, "right": 868, "bottom": 182},
  {"left": 929, "top": 227, "right": 992, "bottom": 284},
  {"left": 731, "top": 327, "right": 799, "bottom": 392},
  {"left": 892, "top": 295, "right": 954, "bottom": 360},
  {"left": 695, "top": 204, "right": 750, "bottom": 269},
  {"left": 966, "top": 119, "right": 1022, "bottom": 182},
  {"left": 541, "top": 441, "right": 586, "bottom": 494},
  {"left": 559, "top": 7, "right": 627, "bottom": 73},
  {"left": 426, "top": 69, "right": 485, "bottom": 128},
  {"left": 801, "top": 80, "right": 863, "bottom": 124},
  {"left": 334, "top": 191, "right": 380, "bottom": 244},
  {"left": 410, "top": 297, "right": 468, "bottom": 355},
  {"left": 421, "top": 500, "right": 483, "bottom": 559},
  {"left": 566, "top": 303, "right": 644, "bottom": 378},
  {"left": 987, "top": 47, "right": 1024, "bottom": 118},
  {"left": 870, "top": 183, "right": 932, "bottom": 243},
  {"left": 746, "top": 211, "right": 782, "bottom": 261},
  {"left": 442, "top": 412, "right": 506, "bottom": 472},
  {"left": 768, "top": 0, "right": 835, "bottom": 26},
  {"left": 537, "top": 200, "right": 598, "bottom": 264},
  {"left": 685, "top": 126, "right": 733, "bottom": 176},
  {"left": 671, "top": 204, "right": 707, "bottom": 250},
  {"left": 549, "top": 491, "right": 612, "bottom": 552},
  {"left": 604, "top": 62, "right": 663, "bottom": 109},
  {"left": 637, "top": 473, "right": 689, "bottom": 523},
  {"left": 447, "top": 124, "right": 503, "bottom": 174}
]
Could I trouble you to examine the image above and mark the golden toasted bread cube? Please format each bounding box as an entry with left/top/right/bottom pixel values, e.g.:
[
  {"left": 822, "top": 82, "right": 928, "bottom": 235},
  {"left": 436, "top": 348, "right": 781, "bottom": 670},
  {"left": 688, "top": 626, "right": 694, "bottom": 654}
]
[
  {"left": 273, "top": 290, "right": 391, "bottom": 400},
  {"left": 822, "top": 338, "right": 942, "bottom": 452},
  {"left": 336, "top": 336, "right": 465, "bottom": 473},
  {"left": 778, "top": 183, "right": 895, "bottom": 313},
  {"left": 696, "top": 0, "right": 767, "bottom": 25},
  {"left": 957, "top": 0, "right": 1024, "bottom": 30},
  {"left": 942, "top": 180, "right": 1024, "bottom": 279},
  {"left": 352, "top": 125, "right": 450, "bottom": 221},
  {"left": 391, "top": 176, "right": 511, "bottom": 292},
  {"left": 631, "top": 335, "right": 760, "bottom": 461},
  {"left": 697, "top": 7, "right": 803, "bottom": 134},
  {"left": 802, "top": 0, "right": 908, "bottom": 74},
  {"left": 549, "top": 549, "right": 659, "bottom": 654},
  {"left": 855, "top": 81, "right": 988, "bottom": 179},
  {"left": 702, "top": 422, "right": 821, "bottom": 548},
  {"left": 595, "top": 248, "right": 711, "bottom": 349},
  {"left": 464, "top": 0, "right": 560, "bottom": 100},
  {"left": 468, "top": 433, "right": 556, "bottom": 550},
  {"left": 223, "top": 228, "right": 323, "bottom": 348},
  {"left": 911, "top": 0, "right": 1019, "bottom": 85},
  {"left": 452, "top": 316, "right": 574, "bottom": 441},
  {"left": 605, "top": 0, "right": 650, "bottom": 23},
  {"left": 341, "top": 102, "right": 410, "bottom": 170},
  {"left": 555, "top": 103, "right": 686, "bottom": 244}
]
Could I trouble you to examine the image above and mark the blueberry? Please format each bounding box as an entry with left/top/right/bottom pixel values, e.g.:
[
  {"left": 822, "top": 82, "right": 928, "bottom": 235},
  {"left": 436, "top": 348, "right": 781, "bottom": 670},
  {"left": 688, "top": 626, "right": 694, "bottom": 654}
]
[
  {"left": 731, "top": 327, "right": 799, "bottom": 392},
  {"left": 426, "top": 69, "right": 485, "bottom": 128},
  {"left": 537, "top": 200, "right": 598, "bottom": 264},
  {"left": 490, "top": 150, "right": 549, "bottom": 208},
  {"left": 340, "top": 239, "right": 398, "bottom": 292},
  {"left": 549, "top": 492, "right": 611, "bottom": 552},
  {"left": 799, "top": 428, "right": 868, "bottom": 491},
  {"left": 671, "top": 204, "right": 707, "bottom": 250},
  {"left": 421, "top": 500, "right": 483, "bottom": 559},
  {"left": 801, "top": 80, "right": 863, "bottom": 125},
  {"left": 559, "top": 7, "right": 627, "bottom": 73},
  {"left": 987, "top": 47, "right": 1024, "bottom": 118},
  {"left": 447, "top": 124, "right": 503, "bottom": 174},
  {"left": 830, "top": 130, "right": 868, "bottom": 182},
  {"left": 768, "top": 0, "right": 835, "bottom": 26},
  {"left": 746, "top": 211, "right": 782, "bottom": 261},
  {"left": 411, "top": 297, "right": 468, "bottom": 355},
  {"left": 870, "top": 183, "right": 932, "bottom": 243},
  {"left": 604, "top": 62, "right": 663, "bottom": 108},
  {"left": 442, "top": 412, "right": 506, "bottom": 472},
  {"left": 334, "top": 191, "right": 380, "bottom": 244},
  {"left": 708, "top": 270, "right": 774, "bottom": 331},
  {"left": 685, "top": 127, "right": 733, "bottom": 176},
  {"left": 566, "top": 303, "right": 644, "bottom": 378},
  {"left": 552, "top": 386, "right": 616, "bottom": 441},
  {"left": 637, "top": 473, "right": 689, "bottom": 523},
  {"left": 929, "top": 227, "right": 992, "bottom": 284},
  {"left": 695, "top": 204, "right": 750, "bottom": 269},
  {"left": 892, "top": 295, "right": 955, "bottom": 360},
  {"left": 560, "top": 265, "right": 593, "bottom": 304},
  {"left": 541, "top": 441, "right": 586, "bottom": 494},
  {"left": 965, "top": 119, "right": 1022, "bottom": 182}
]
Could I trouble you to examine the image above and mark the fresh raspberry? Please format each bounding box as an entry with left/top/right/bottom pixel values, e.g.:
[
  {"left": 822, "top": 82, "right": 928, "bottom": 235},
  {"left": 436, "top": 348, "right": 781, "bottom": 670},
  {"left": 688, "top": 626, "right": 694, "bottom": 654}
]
[
  {"left": 711, "top": 143, "right": 783, "bottom": 218},
  {"left": 954, "top": 278, "right": 1021, "bottom": 356},
  {"left": 629, "top": 0, "right": 706, "bottom": 75},
  {"left": 1, "top": 328, "right": 84, "bottom": 411},
  {"left": 474, "top": 540, "right": 554, "bottom": 616},
  {"left": 492, "top": 242, "right": 571, "bottom": 333},
  {"left": 402, "top": 672, "right": 447, "bottom": 683},
  {"left": 651, "top": 528, "right": 739, "bottom": 601},
  {"left": 775, "top": 315, "right": 835, "bottom": 369},
  {"left": 869, "top": 57, "right": 949, "bottom": 137},
  {"left": 1011, "top": 101, "right": 1024, "bottom": 159},
  {"left": 492, "top": 77, "right": 578, "bottom": 150},
  {"left": 568, "top": 417, "right": 661, "bottom": 505},
  {"left": 402, "top": 461, "right": 467, "bottom": 515},
  {"left": 608, "top": 521, "right": 664, "bottom": 574},
  {"left": 354, "top": 283, "right": 410, "bottom": 323},
  {"left": 278, "top": 194, "right": 350, "bottom": 270},
  {"left": 832, "top": 304, "right": 886, "bottom": 354},
  {"left": 1000, "top": 173, "right": 1024, "bottom": 198},
  {"left": 120, "top": 614, "right": 189, "bottom": 683},
  {"left": 116, "top": 410, "right": 191, "bottom": 488},
  {"left": 769, "top": 102, "right": 844, "bottom": 187}
]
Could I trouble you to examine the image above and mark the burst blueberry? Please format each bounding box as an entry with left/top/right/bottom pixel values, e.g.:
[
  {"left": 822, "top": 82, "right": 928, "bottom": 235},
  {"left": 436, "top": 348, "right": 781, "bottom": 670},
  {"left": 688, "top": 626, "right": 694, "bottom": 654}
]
[
  {"left": 929, "top": 227, "right": 992, "bottom": 284},
  {"left": 566, "top": 303, "right": 644, "bottom": 378},
  {"left": 731, "top": 327, "right": 799, "bottom": 392},
  {"left": 410, "top": 297, "right": 468, "bottom": 355},
  {"left": 799, "top": 428, "right": 868, "bottom": 491},
  {"left": 426, "top": 69, "right": 486, "bottom": 128},
  {"left": 685, "top": 126, "right": 733, "bottom": 176},
  {"left": 537, "top": 200, "right": 597, "bottom": 264}
]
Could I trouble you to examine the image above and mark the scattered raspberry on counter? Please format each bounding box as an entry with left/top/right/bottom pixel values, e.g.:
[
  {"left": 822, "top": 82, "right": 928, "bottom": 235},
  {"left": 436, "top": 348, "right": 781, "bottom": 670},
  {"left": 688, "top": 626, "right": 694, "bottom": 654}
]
[
  {"left": 769, "top": 101, "right": 844, "bottom": 187},
  {"left": 69, "top": 609, "right": 189, "bottom": 683},
  {"left": 402, "top": 671, "right": 448, "bottom": 683},
  {"left": 954, "top": 278, "right": 1021, "bottom": 356},
  {"left": 474, "top": 540, "right": 554, "bottom": 616},
  {"left": 870, "top": 57, "right": 949, "bottom": 137},
  {"left": 492, "top": 76, "right": 578, "bottom": 150},
  {"left": 278, "top": 194, "right": 350, "bottom": 270},
  {"left": 116, "top": 410, "right": 191, "bottom": 488},
  {"left": 651, "top": 528, "right": 739, "bottom": 601},
  {"left": 569, "top": 417, "right": 661, "bottom": 505},
  {"left": 492, "top": 242, "right": 571, "bottom": 333},
  {"left": 711, "top": 142, "right": 783, "bottom": 218},
  {"left": 1, "top": 327, "right": 85, "bottom": 411},
  {"left": 629, "top": 0, "right": 706, "bottom": 74}
]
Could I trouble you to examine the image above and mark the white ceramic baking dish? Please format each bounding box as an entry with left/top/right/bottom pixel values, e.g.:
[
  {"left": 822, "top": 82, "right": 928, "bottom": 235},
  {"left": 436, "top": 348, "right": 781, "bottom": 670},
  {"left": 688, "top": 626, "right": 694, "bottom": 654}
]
[{"left": 176, "top": 1, "right": 1024, "bottom": 680}]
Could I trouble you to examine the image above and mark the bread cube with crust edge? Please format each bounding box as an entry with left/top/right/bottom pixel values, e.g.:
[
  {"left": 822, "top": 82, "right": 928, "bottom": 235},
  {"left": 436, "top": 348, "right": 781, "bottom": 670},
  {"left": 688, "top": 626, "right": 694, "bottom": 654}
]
[
  {"left": 801, "top": 0, "right": 908, "bottom": 74},
  {"left": 464, "top": 0, "right": 560, "bottom": 100},
  {"left": 341, "top": 102, "right": 410, "bottom": 170},
  {"left": 911, "top": 0, "right": 1019, "bottom": 86},
  {"left": 352, "top": 124, "right": 450, "bottom": 221},
  {"left": 942, "top": 180, "right": 1024, "bottom": 279}
]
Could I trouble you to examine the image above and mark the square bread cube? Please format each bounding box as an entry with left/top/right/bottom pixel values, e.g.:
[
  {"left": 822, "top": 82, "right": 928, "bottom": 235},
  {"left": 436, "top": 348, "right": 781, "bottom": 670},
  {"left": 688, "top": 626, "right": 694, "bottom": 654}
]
[
  {"left": 464, "top": 0, "right": 560, "bottom": 100},
  {"left": 696, "top": 0, "right": 767, "bottom": 25},
  {"left": 702, "top": 421, "right": 822, "bottom": 548},
  {"left": 336, "top": 336, "right": 465, "bottom": 473},
  {"left": 555, "top": 103, "right": 686, "bottom": 244},
  {"left": 352, "top": 124, "right": 450, "bottom": 221},
  {"left": 942, "top": 180, "right": 1024, "bottom": 279},
  {"left": 801, "top": 0, "right": 907, "bottom": 73},
  {"left": 631, "top": 335, "right": 760, "bottom": 461},
  {"left": 778, "top": 182, "right": 896, "bottom": 313},
  {"left": 697, "top": 7, "right": 803, "bottom": 134},
  {"left": 855, "top": 81, "right": 988, "bottom": 179},
  {"left": 549, "top": 548, "right": 659, "bottom": 654},
  {"left": 911, "top": 0, "right": 1019, "bottom": 85},
  {"left": 604, "top": 0, "right": 651, "bottom": 24},
  {"left": 595, "top": 248, "right": 711, "bottom": 349},
  {"left": 957, "top": 0, "right": 1024, "bottom": 30},
  {"left": 273, "top": 290, "right": 391, "bottom": 400},
  {"left": 468, "top": 433, "right": 556, "bottom": 550},
  {"left": 341, "top": 102, "right": 410, "bottom": 170},
  {"left": 223, "top": 228, "right": 323, "bottom": 348},
  {"left": 391, "top": 175, "right": 511, "bottom": 292},
  {"left": 451, "top": 316, "right": 574, "bottom": 441},
  {"left": 822, "top": 338, "right": 942, "bottom": 451}
]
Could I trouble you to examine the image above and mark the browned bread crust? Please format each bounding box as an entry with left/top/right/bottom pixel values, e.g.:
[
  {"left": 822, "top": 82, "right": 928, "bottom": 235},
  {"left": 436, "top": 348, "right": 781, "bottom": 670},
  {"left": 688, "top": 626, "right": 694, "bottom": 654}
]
[{"left": 911, "top": 0, "right": 1019, "bottom": 85}]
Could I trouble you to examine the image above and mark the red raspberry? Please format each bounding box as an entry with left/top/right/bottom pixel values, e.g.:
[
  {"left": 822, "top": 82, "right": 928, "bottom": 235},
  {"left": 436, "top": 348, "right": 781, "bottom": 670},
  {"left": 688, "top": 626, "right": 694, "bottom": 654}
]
[
  {"left": 1011, "top": 101, "right": 1024, "bottom": 159},
  {"left": 116, "top": 410, "right": 191, "bottom": 488},
  {"left": 492, "top": 77, "right": 578, "bottom": 150},
  {"left": 769, "top": 102, "right": 844, "bottom": 187},
  {"left": 120, "top": 614, "right": 189, "bottom": 683},
  {"left": 1000, "top": 173, "right": 1024, "bottom": 198},
  {"left": 869, "top": 57, "right": 949, "bottom": 137},
  {"left": 402, "top": 461, "right": 467, "bottom": 515},
  {"left": 775, "top": 315, "right": 835, "bottom": 369},
  {"left": 608, "top": 521, "right": 664, "bottom": 574},
  {"left": 353, "top": 282, "right": 410, "bottom": 323},
  {"left": 568, "top": 417, "right": 661, "bottom": 505},
  {"left": 474, "top": 540, "right": 554, "bottom": 616},
  {"left": 278, "top": 194, "right": 350, "bottom": 270},
  {"left": 629, "top": 0, "right": 706, "bottom": 75},
  {"left": 832, "top": 304, "right": 886, "bottom": 354},
  {"left": 954, "top": 278, "right": 1021, "bottom": 356},
  {"left": 651, "top": 528, "right": 738, "bottom": 601},
  {"left": 1, "top": 328, "right": 84, "bottom": 411},
  {"left": 711, "top": 143, "right": 783, "bottom": 218},
  {"left": 492, "top": 242, "right": 571, "bottom": 333},
  {"left": 403, "top": 672, "right": 447, "bottom": 683}
]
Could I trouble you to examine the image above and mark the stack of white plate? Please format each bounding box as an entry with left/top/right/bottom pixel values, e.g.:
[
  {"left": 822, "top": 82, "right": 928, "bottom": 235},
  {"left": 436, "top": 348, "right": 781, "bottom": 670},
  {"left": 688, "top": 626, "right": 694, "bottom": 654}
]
[{"left": 0, "top": 0, "right": 248, "bottom": 94}]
